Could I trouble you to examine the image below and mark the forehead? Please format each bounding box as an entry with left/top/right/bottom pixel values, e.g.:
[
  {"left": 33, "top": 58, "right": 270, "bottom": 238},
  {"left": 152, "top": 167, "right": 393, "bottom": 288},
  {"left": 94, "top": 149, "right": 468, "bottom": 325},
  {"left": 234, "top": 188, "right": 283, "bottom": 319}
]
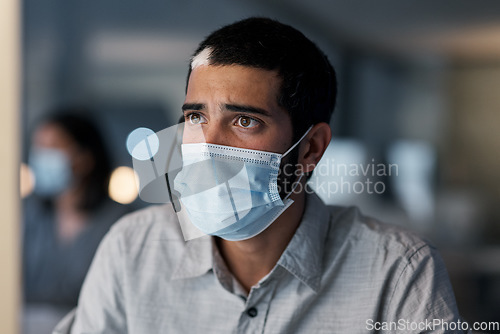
[
  {"left": 33, "top": 123, "right": 74, "bottom": 149},
  {"left": 186, "top": 65, "right": 283, "bottom": 111}
]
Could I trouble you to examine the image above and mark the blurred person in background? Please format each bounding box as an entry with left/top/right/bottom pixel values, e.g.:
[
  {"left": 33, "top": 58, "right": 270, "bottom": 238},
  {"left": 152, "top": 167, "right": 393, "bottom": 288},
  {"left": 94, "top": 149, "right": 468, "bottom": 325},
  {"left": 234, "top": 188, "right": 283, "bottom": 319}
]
[{"left": 22, "top": 109, "right": 130, "bottom": 334}]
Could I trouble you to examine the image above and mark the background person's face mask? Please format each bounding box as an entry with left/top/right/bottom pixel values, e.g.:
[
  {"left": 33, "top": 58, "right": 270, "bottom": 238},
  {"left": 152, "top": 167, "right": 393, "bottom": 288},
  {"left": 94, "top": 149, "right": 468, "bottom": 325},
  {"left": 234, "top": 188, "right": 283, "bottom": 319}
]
[
  {"left": 173, "top": 128, "right": 310, "bottom": 241},
  {"left": 29, "top": 148, "right": 72, "bottom": 197}
]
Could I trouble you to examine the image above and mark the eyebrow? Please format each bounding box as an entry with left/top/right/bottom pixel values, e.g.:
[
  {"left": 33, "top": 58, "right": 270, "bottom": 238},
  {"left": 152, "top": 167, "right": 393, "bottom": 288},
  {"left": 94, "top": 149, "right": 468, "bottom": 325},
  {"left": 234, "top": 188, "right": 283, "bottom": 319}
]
[
  {"left": 182, "top": 103, "right": 204, "bottom": 112},
  {"left": 182, "top": 103, "right": 272, "bottom": 117},
  {"left": 225, "top": 104, "right": 272, "bottom": 117}
]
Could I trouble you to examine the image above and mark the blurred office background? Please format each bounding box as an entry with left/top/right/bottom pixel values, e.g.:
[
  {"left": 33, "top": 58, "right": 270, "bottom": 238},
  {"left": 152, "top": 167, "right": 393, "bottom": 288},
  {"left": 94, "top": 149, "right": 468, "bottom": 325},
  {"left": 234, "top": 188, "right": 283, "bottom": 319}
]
[{"left": 12, "top": 0, "right": 500, "bottom": 332}]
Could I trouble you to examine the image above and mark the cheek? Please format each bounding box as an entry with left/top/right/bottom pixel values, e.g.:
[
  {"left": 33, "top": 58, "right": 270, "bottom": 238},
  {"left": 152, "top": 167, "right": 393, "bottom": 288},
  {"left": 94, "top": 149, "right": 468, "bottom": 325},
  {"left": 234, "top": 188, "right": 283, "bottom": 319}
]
[
  {"left": 182, "top": 125, "right": 206, "bottom": 144},
  {"left": 274, "top": 126, "right": 294, "bottom": 153}
]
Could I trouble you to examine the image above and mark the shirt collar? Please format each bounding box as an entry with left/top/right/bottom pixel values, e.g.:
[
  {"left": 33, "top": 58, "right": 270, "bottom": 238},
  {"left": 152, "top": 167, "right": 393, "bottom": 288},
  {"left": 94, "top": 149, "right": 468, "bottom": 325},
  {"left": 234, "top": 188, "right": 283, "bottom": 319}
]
[
  {"left": 171, "top": 192, "right": 331, "bottom": 293},
  {"left": 277, "top": 192, "right": 330, "bottom": 293},
  {"left": 171, "top": 235, "right": 213, "bottom": 280}
]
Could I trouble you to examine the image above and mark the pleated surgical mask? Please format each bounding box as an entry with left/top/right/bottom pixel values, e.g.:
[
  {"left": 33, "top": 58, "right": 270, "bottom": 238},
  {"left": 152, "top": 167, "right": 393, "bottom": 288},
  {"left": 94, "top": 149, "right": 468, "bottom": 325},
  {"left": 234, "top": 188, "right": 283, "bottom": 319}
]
[
  {"left": 29, "top": 148, "right": 72, "bottom": 197},
  {"left": 172, "top": 128, "right": 310, "bottom": 241}
]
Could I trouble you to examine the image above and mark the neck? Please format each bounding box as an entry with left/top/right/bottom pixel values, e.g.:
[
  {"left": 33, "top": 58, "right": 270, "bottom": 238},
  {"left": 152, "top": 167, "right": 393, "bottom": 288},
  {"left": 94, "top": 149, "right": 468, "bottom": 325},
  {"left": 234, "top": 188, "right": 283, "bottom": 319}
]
[
  {"left": 217, "top": 190, "right": 306, "bottom": 293},
  {"left": 55, "top": 186, "right": 89, "bottom": 243}
]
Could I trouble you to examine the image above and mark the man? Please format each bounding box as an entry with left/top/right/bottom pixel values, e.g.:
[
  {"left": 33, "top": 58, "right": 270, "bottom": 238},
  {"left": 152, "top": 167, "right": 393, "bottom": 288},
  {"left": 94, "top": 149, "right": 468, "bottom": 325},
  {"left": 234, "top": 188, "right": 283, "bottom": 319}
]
[{"left": 55, "top": 17, "right": 466, "bottom": 333}]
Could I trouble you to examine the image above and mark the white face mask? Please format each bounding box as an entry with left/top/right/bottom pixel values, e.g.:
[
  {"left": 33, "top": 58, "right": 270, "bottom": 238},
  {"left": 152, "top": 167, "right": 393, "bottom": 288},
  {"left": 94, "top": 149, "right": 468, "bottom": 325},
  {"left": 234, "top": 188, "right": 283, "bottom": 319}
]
[
  {"left": 29, "top": 148, "right": 72, "bottom": 197},
  {"left": 172, "top": 128, "right": 310, "bottom": 241}
]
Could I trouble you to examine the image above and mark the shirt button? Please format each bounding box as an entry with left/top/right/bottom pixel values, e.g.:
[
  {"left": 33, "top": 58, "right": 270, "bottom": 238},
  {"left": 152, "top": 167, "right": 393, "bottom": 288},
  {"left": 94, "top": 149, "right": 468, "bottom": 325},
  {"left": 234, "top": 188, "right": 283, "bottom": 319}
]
[{"left": 247, "top": 307, "right": 258, "bottom": 318}]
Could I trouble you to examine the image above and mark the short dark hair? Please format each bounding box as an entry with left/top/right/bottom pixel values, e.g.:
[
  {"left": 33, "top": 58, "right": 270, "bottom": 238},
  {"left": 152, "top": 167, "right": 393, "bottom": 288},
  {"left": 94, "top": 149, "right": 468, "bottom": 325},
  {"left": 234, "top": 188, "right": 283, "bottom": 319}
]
[{"left": 187, "top": 17, "right": 337, "bottom": 140}]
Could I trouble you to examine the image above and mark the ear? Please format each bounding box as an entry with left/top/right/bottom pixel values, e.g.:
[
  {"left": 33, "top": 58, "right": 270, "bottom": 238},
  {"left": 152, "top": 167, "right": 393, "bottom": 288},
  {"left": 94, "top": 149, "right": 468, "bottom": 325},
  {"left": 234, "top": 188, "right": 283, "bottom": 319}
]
[{"left": 298, "top": 122, "right": 331, "bottom": 174}]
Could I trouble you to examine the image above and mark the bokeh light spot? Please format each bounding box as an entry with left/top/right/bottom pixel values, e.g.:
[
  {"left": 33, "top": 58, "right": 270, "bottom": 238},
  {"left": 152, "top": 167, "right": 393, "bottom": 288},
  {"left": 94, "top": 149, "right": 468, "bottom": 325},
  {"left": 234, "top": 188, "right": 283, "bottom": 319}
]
[{"left": 108, "top": 166, "right": 139, "bottom": 204}]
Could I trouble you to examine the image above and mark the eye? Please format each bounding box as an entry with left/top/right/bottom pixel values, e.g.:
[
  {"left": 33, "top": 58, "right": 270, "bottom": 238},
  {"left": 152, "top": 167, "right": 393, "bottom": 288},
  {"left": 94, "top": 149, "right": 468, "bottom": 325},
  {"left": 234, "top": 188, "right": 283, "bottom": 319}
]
[
  {"left": 236, "top": 116, "right": 259, "bottom": 128},
  {"left": 186, "top": 113, "right": 207, "bottom": 125}
]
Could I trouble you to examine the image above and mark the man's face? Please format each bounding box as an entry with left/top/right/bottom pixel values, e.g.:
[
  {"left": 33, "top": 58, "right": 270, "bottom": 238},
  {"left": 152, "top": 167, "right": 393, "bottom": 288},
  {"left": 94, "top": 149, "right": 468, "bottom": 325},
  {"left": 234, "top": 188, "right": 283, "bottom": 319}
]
[{"left": 182, "top": 65, "right": 293, "bottom": 155}]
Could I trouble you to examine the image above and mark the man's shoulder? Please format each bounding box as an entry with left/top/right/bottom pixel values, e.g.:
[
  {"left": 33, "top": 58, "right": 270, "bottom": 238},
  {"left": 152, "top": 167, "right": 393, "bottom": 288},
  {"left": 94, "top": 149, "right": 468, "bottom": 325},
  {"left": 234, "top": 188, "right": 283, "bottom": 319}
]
[
  {"left": 321, "top": 204, "right": 448, "bottom": 299},
  {"left": 105, "top": 204, "right": 186, "bottom": 246},
  {"left": 326, "top": 205, "right": 433, "bottom": 260},
  {"left": 317, "top": 205, "right": 462, "bottom": 328}
]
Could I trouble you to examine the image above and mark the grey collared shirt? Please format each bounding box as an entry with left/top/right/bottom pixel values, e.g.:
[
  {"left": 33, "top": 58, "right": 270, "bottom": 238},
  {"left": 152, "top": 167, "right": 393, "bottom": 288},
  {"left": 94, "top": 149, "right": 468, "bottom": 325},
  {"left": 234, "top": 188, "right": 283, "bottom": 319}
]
[{"left": 61, "top": 193, "right": 466, "bottom": 333}]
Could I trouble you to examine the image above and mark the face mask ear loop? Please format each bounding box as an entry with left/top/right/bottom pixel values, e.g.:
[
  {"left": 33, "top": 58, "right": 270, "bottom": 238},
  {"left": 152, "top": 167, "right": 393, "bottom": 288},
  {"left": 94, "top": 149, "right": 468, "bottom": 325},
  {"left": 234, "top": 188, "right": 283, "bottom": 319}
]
[
  {"left": 280, "top": 126, "right": 312, "bottom": 201},
  {"left": 283, "top": 173, "right": 304, "bottom": 201},
  {"left": 282, "top": 126, "right": 313, "bottom": 158}
]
